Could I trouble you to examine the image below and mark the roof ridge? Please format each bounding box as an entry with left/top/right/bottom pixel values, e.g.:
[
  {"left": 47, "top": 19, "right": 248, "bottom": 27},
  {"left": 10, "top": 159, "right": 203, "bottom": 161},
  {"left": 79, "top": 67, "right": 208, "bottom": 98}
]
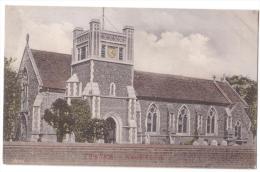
[
  {"left": 134, "top": 70, "right": 216, "bottom": 82},
  {"left": 225, "top": 80, "right": 249, "bottom": 107},
  {"left": 213, "top": 81, "right": 233, "bottom": 104},
  {"left": 31, "top": 49, "right": 71, "bottom": 56}
]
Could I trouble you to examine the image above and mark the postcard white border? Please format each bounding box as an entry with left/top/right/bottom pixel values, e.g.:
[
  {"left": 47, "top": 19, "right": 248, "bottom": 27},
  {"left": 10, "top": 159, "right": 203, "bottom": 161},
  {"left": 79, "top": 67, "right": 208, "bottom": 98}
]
[{"left": 0, "top": 1, "right": 259, "bottom": 172}]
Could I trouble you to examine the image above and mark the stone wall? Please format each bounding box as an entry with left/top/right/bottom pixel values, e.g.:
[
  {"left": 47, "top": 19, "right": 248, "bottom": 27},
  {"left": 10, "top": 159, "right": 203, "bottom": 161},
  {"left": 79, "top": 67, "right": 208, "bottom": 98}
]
[
  {"left": 93, "top": 60, "right": 133, "bottom": 97},
  {"left": 100, "top": 97, "right": 129, "bottom": 143},
  {"left": 72, "top": 61, "right": 91, "bottom": 88},
  {"left": 231, "top": 102, "right": 253, "bottom": 143},
  {"left": 40, "top": 91, "right": 66, "bottom": 142},
  {"left": 19, "top": 49, "right": 40, "bottom": 140},
  {"left": 138, "top": 99, "right": 251, "bottom": 144},
  {"left": 3, "top": 142, "right": 256, "bottom": 168}
]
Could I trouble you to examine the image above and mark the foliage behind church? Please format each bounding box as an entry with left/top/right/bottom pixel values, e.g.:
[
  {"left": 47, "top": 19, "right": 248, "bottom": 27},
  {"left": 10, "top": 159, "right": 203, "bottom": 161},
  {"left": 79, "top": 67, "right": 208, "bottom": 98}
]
[
  {"left": 226, "top": 76, "right": 257, "bottom": 138},
  {"left": 4, "top": 57, "right": 21, "bottom": 141}
]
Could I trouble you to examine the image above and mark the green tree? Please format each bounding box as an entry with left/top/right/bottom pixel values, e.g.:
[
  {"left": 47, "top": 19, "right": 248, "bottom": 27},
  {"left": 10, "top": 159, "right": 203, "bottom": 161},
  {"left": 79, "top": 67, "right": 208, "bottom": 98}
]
[
  {"left": 226, "top": 75, "right": 257, "bottom": 138},
  {"left": 4, "top": 57, "right": 21, "bottom": 141},
  {"left": 44, "top": 98, "right": 110, "bottom": 143},
  {"left": 70, "top": 99, "right": 91, "bottom": 142},
  {"left": 44, "top": 98, "right": 75, "bottom": 142},
  {"left": 84, "top": 118, "right": 107, "bottom": 143}
]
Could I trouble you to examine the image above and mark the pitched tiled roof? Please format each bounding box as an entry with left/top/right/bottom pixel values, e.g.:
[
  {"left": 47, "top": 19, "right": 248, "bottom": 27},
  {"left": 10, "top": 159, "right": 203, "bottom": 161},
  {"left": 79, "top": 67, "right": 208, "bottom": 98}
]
[
  {"left": 31, "top": 49, "right": 71, "bottom": 90},
  {"left": 30, "top": 49, "right": 246, "bottom": 106},
  {"left": 134, "top": 71, "right": 232, "bottom": 105},
  {"left": 217, "top": 81, "right": 248, "bottom": 106}
]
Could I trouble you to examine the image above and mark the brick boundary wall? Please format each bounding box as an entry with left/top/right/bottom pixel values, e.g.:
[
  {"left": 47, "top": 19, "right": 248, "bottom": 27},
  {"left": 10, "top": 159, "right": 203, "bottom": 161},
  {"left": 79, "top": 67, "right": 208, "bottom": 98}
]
[{"left": 3, "top": 142, "right": 256, "bottom": 168}]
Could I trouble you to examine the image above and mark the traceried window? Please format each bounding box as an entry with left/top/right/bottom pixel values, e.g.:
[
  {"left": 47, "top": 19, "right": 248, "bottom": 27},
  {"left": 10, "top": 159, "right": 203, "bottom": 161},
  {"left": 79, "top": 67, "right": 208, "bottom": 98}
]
[
  {"left": 119, "top": 47, "right": 124, "bottom": 60},
  {"left": 109, "top": 82, "right": 116, "bottom": 96},
  {"left": 235, "top": 120, "right": 242, "bottom": 139},
  {"left": 177, "top": 105, "right": 189, "bottom": 134},
  {"left": 206, "top": 107, "right": 217, "bottom": 135},
  {"left": 77, "top": 46, "right": 87, "bottom": 61},
  {"left": 21, "top": 68, "right": 28, "bottom": 110},
  {"left": 146, "top": 104, "right": 159, "bottom": 133},
  {"left": 80, "top": 46, "right": 86, "bottom": 60},
  {"left": 101, "top": 44, "right": 106, "bottom": 58}
]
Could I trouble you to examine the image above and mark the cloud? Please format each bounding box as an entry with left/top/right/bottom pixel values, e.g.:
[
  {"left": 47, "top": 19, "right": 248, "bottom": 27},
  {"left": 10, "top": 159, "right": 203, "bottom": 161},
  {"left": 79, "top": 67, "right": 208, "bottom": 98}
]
[
  {"left": 134, "top": 29, "right": 258, "bottom": 80},
  {"left": 5, "top": 7, "right": 74, "bottom": 69},
  {"left": 24, "top": 21, "right": 73, "bottom": 54},
  {"left": 4, "top": 6, "right": 258, "bottom": 80},
  {"left": 134, "top": 31, "right": 220, "bottom": 79}
]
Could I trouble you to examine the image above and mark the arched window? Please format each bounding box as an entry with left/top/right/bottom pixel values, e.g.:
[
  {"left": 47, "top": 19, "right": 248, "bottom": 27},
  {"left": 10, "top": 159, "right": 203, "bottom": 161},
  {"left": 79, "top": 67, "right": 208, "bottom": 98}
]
[
  {"left": 206, "top": 107, "right": 217, "bottom": 135},
  {"left": 235, "top": 120, "right": 242, "bottom": 139},
  {"left": 109, "top": 82, "right": 116, "bottom": 96},
  {"left": 177, "top": 105, "right": 189, "bottom": 134},
  {"left": 21, "top": 68, "right": 28, "bottom": 110},
  {"left": 225, "top": 115, "right": 232, "bottom": 130},
  {"left": 146, "top": 104, "right": 159, "bottom": 133}
]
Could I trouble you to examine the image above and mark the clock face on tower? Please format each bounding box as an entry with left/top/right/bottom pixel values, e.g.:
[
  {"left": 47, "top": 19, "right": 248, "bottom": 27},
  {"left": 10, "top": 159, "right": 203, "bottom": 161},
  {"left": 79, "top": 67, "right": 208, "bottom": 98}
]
[{"left": 107, "top": 46, "right": 118, "bottom": 58}]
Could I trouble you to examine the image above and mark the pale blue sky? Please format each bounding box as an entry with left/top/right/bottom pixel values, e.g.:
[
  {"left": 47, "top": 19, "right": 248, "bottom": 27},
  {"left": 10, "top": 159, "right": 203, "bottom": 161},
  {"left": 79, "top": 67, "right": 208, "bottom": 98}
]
[{"left": 5, "top": 6, "right": 258, "bottom": 80}]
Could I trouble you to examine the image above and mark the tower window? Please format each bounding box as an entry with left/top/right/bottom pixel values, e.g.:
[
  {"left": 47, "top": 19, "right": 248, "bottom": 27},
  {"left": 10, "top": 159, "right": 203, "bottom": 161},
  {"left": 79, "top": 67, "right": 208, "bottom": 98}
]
[
  {"left": 119, "top": 47, "right": 123, "bottom": 60},
  {"left": 101, "top": 45, "right": 106, "bottom": 58},
  {"left": 80, "top": 46, "right": 86, "bottom": 60},
  {"left": 77, "top": 46, "right": 87, "bottom": 61},
  {"left": 109, "top": 82, "right": 116, "bottom": 96}
]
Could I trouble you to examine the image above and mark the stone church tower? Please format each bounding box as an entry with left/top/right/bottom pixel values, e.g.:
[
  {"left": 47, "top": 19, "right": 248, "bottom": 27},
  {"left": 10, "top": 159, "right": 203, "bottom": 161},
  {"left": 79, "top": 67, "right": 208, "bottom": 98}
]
[{"left": 66, "top": 19, "right": 137, "bottom": 143}]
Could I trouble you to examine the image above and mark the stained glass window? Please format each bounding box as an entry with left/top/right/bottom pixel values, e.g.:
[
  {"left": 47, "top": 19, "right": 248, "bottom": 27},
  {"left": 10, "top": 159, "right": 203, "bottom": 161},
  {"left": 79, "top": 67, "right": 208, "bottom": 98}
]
[
  {"left": 206, "top": 107, "right": 217, "bottom": 134},
  {"left": 146, "top": 104, "right": 159, "bottom": 132},
  {"left": 177, "top": 105, "right": 189, "bottom": 133},
  {"left": 235, "top": 121, "right": 242, "bottom": 139}
]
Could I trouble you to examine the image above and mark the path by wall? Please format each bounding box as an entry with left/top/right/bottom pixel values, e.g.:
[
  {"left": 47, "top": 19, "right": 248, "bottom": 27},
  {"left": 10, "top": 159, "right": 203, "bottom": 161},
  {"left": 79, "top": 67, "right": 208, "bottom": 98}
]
[{"left": 3, "top": 142, "right": 256, "bottom": 168}]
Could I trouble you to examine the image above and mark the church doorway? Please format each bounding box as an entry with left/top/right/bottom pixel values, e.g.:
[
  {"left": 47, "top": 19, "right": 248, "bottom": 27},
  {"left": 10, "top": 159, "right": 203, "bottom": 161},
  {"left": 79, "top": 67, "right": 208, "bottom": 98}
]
[{"left": 104, "top": 117, "right": 116, "bottom": 144}]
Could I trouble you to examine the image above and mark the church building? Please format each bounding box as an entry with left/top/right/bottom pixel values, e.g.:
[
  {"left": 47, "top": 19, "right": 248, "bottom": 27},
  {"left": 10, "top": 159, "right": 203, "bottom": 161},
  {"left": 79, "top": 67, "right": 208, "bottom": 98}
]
[{"left": 17, "top": 18, "right": 253, "bottom": 145}]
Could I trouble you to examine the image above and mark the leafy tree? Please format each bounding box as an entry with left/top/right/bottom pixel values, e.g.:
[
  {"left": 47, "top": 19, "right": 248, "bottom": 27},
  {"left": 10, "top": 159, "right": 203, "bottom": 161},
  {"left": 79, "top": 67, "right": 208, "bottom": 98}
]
[
  {"left": 226, "top": 75, "right": 255, "bottom": 99},
  {"left": 70, "top": 99, "right": 91, "bottom": 142},
  {"left": 226, "top": 75, "right": 257, "bottom": 138},
  {"left": 44, "top": 98, "right": 113, "bottom": 143},
  {"left": 84, "top": 118, "right": 108, "bottom": 143},
  {"left": 4, "top": 57, "right": 21, "bottom": 141},
  {"left": 44, "top": 98, "right": 75, "bottom": 142}
]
